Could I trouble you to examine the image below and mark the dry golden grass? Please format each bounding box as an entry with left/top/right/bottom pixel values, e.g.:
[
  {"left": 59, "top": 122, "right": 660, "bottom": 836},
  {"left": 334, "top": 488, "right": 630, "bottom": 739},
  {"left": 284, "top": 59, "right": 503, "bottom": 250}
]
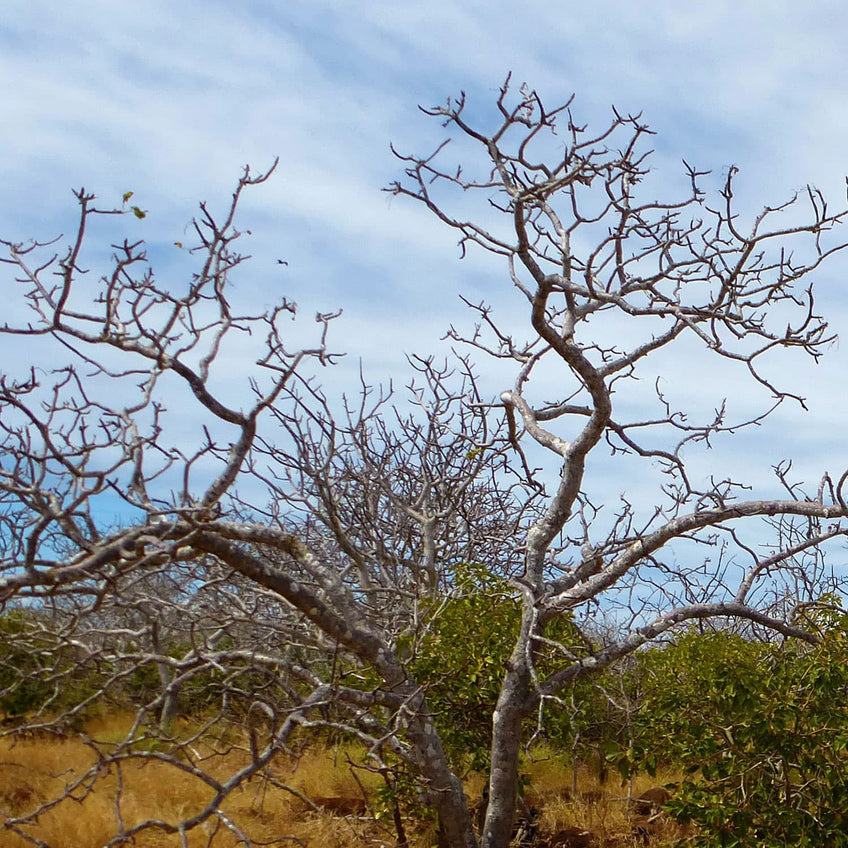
[
  {"left": 523, "top": 755, "right": 688, "bottom": 846},
  {"left": 0, "top": 716, "right": 687, "bottom": 847},
  {"left": 0, "top": 715, "right": 406, "bottom": 848}
]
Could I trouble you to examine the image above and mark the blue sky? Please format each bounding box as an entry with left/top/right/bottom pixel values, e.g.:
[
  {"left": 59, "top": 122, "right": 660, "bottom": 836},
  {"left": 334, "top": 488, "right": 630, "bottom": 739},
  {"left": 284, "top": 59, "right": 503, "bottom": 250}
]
[{"left": 2, "top": 0, "right": 848, "bottom": 520}]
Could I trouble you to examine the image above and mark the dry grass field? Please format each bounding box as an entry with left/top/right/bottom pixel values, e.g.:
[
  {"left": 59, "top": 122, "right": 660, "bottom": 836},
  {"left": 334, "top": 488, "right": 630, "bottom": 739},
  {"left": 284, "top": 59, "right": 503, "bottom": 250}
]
[{"left": 0, "top": 715, "right": 688, "bottom": 847}]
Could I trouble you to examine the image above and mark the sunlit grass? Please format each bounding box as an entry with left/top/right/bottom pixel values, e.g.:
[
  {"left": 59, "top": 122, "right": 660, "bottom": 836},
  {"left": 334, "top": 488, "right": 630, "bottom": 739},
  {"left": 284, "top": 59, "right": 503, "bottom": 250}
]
[
  {"left": 0, "top": 715, "right": 687, "bottom": 847},
  {"left": 0, "top": 716, "right": 395, "bottom": 847},
  {"left": 520, "top": 749, "right": 684, "bottom": 845}
]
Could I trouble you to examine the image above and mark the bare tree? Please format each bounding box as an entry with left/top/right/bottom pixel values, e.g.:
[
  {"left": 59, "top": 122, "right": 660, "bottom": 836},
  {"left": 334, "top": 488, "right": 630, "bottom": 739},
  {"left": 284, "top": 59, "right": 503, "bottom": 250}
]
[{"left": 1, "top": 79, "right": 848, "bottom": 848}]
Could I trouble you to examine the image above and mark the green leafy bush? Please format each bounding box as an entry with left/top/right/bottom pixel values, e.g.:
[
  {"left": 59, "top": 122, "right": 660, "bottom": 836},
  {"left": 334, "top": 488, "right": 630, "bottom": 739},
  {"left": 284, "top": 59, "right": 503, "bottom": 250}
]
[
  {"left": 410, "top": 564, "right": 519, "bottom": 770},
  {"left": 635, "top": 615, "right": 848, "bottom": 846},
  {"left": 410, "top": 563, "right": 600, "bottom": 773},
  {"left": 0, "top": 608, "right": 103, "bottom": 721}
]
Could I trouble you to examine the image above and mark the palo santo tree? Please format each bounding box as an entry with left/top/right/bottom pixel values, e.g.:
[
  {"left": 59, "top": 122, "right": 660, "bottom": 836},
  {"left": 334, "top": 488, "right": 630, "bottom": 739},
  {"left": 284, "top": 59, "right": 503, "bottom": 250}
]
[{"left": 1, "top": 79, "right": 848, "bottom": 848}]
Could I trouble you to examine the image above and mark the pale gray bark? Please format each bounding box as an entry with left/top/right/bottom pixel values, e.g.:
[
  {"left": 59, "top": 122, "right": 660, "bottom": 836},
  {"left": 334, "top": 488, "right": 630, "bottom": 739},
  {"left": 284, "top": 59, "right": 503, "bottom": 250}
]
[
  {"left": 389, "top": 77, "right": 848, "bottom": 848},
  {"left": 1, "top": 81, "right": 848, "bottom": 848}
]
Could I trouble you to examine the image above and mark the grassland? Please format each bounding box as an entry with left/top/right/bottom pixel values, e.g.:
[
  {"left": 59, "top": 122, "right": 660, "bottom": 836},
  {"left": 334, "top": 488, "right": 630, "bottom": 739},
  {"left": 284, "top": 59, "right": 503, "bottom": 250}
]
[{"left": 0, "top": 714, "right": 686, "bottom": 847}]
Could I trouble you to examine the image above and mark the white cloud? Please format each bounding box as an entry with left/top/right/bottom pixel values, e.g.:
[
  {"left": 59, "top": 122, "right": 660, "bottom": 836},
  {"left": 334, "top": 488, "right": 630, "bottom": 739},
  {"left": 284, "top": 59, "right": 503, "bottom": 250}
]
[{"left": 1, "top": 0, "right": 847, "bottom": 527}]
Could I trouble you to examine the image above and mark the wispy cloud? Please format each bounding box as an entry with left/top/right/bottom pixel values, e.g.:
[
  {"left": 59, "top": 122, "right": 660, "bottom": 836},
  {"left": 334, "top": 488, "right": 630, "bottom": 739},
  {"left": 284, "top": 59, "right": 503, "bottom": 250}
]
[{"left": 1, "top": 0, "right": 846, "bottom": 515}]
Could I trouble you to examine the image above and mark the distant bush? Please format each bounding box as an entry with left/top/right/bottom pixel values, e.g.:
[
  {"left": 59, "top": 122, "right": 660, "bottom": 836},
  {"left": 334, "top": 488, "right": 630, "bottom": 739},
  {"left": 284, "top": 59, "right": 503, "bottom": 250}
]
[
  {"left": 634, "top": 611, "right": 848, "bottom": 846},
  {"left": 0, "top": 608, "right": 102, "bottom": 721}
]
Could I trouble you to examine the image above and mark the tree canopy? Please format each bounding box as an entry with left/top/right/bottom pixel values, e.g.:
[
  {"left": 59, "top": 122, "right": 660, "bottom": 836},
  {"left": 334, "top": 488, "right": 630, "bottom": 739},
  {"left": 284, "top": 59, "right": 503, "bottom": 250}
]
[{"left": 1, "top": 79, "right": 848, "bottom": 848}]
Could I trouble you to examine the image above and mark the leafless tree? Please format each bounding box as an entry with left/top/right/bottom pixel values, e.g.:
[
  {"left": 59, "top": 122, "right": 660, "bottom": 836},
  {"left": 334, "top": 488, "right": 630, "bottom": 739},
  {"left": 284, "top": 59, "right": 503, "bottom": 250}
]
[{"left": 1, "top": 78, "right": 848, "bottom": 848}]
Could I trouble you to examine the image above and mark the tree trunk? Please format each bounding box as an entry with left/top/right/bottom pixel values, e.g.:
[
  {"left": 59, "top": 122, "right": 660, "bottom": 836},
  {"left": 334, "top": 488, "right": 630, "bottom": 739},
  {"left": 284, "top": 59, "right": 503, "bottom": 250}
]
[
  {"left": 157, "top": 677, "right": 180, "bottom": 735},
  {"left": 152, "top": 621, "right": 179, "bottom": 735},
  {"left": 407, "top": 704, "right": 478, "bottom": 848},
  {"left": 480, "top": 649, "right": 532, "bottom": 848}
]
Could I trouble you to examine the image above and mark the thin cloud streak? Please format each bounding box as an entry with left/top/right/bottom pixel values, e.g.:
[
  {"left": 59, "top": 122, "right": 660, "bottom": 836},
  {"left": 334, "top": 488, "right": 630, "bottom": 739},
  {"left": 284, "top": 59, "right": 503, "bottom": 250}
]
[{"left": 1, "top": 0, "right": 846, "bottom": 520}]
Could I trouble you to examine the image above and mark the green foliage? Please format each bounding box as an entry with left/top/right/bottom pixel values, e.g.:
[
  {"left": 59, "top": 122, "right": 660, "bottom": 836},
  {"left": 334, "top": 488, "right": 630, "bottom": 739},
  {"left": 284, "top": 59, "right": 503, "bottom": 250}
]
[
  {"left": 551, "top": 661, "right": 643, "bottom": 782},
  {"left": 410, "top": 563, "right": 590, "bottom": 772},
  {"left": 0, "top": 608, "right": 102, "bottom": 721},
  {"left": 120, "top": 657, "right": 164, "bottom": 705},
  {"left": 0, "top": 610, "right": 229, "bottom": 727},
  {"left": 634, "top": 630, "right": 770, "bottom": 767},
  {"left": 0, "top": 610, "right": 56, "bottom": 716},
  {"left": 120, "top": 190, "right": 146, "bottom": 219},
  {"left": 634, "top": 617, "right": 848, "bottom": 846},
  {"left": 411, "top": 563, "right": 519, "bottom": 770}
]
